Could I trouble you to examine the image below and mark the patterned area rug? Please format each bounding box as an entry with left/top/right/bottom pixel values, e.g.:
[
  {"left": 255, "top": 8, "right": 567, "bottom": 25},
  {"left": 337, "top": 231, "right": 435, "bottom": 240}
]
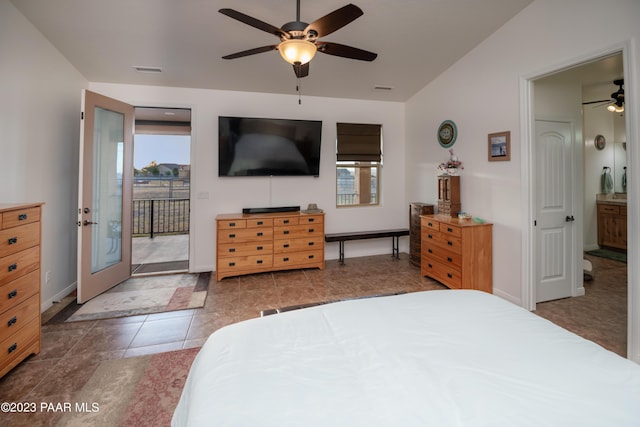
[
  {"left": 56, "top": 347, "right": 200, "bottom": 426},
  {"left": 46, "top": 273, "right": 209, "bottom": 323}
]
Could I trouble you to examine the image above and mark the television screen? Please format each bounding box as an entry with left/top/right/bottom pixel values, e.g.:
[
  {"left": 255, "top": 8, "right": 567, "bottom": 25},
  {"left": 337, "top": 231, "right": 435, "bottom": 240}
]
[{"left": 218, "top": 116, "right": 322, "bottom": 177}]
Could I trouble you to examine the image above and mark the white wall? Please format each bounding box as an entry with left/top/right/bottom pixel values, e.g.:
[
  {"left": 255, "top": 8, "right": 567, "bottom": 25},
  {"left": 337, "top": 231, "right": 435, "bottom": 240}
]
[
  {"left": 88, "top": 83, "right": 406, "bottom": 272},
  {"left": 0, "top": 0, "right": 87, "bottom": 309},
  {"left": 405, "top": 0, "right": 640, "bottom": 306}
]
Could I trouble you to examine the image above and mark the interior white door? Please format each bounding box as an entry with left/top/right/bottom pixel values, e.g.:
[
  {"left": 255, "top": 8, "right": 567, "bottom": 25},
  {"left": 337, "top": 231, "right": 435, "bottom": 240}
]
[
  {"left": 535, "top": 120, "right": 575, "bottom": 303},
  {"left": 77, "top": 90, "right": 134, "bottom": 303}
]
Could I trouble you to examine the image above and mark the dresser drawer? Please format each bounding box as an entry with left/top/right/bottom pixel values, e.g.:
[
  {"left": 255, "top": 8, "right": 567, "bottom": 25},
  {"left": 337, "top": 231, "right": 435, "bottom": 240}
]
[
  {"left": 0, "top": 222, "right": 40, "bottom": 258},
  {"left": 0, "top": 270, "right": 39, "bottom": 314},
  {"left": 421, "top": 217, "right": 440, "bottom": 231},
  {"left": 217, "top": 255, "right": 273, "bottom": 273},
  {"left": 439, "top": 223, "right": 461, "bottom": 238},
  {"left": 1, "top": 207, "right": 41, "bottom": 230},
  {"left": 274, "top": 224, "right": 322, "bottom": 239},
  {"left": 0, "top": 246, "right": 40, "bottom": 286},
  {"left": 273, "top": 250, "right": 323, "bottom": 268},
  {"left": 274, "top": 217, "right": 299, "bottom": 226},
  {"left": 247, "top": 218, "right": 273, "bottom": 228},
  {"left": 218, "top": 242, "right": 273, "bottom": 258},
  {"left": 218, "top": 228, "right": 273, "bottom": 243},
  {"left": 422, "top": 243, "right": 462, "bottom": 268},
  {"left": 421, "top": 260, "right": 462, "bottom": 289},
  {"left": 0, "top": 316, "right": 39, "bottom": 373},
  {"left": 273, "top": 236, "right": 323, "bottom": 253},
  {"left": 0, "top": 294, "right": 39, "bottom": 343},
  {"left": 218, "top": 219, "right": 247, "bottom": 230},
  {"left": 299, "top": 215, "right": 322, "bottom": 225},
  {"left": 422, "top": 229, "right": 462, "bottom": 253}
]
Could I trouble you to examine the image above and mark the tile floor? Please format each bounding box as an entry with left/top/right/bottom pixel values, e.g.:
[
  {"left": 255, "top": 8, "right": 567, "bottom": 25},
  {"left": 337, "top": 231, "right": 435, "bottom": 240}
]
[{"left": 0, "top": 253, "right": 627, "bottom": 408}]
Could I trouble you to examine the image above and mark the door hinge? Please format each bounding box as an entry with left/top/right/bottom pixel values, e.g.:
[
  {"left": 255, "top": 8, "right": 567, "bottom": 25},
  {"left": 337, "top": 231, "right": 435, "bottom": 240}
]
[
  {"left": 81, "top": 111, "right": 84, "bottom": 120},
  {"left": 534, "top": 220, "right": 537, "bottom": 226}
]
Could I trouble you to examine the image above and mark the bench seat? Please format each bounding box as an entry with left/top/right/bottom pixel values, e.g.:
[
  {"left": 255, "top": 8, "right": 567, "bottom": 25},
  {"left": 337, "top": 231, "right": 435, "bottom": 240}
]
[{"left": 325, "top": 228, "right": 409, "bottom": 264}]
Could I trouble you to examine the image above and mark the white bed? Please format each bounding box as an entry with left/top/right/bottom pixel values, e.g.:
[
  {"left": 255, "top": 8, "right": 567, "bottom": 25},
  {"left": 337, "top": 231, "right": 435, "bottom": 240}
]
[{"left": 172, "top": 290, "right": 640, "bottom": 426}]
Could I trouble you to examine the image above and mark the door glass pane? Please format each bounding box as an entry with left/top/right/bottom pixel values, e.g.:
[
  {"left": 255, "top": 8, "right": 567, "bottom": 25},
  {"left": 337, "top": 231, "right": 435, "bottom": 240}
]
[{"left": 91, "top": 107, "right": 125, "bottom": 273}]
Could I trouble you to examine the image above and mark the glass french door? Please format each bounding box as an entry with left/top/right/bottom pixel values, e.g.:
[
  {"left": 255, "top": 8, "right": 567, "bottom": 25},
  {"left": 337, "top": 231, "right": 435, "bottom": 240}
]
[{"left": 77, "top": 90, "right": 134, "bottom": 303}]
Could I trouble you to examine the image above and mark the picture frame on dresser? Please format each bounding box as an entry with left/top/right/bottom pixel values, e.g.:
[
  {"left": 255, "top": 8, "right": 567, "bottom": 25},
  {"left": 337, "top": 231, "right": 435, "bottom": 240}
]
[{"left": 488, "top": 131, "right": 511, "bottom": 162}]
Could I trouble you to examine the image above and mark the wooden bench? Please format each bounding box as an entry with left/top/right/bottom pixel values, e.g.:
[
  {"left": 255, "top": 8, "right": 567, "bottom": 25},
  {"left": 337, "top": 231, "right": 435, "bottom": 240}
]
[{"left": 324, "top": 229, "right": 410, "bottom": 265}]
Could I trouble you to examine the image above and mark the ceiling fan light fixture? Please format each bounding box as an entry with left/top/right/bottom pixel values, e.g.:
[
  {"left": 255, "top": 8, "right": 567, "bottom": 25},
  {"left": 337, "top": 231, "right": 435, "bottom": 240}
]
[
  {"left": 278, "top": 39, "right": 317, "bottom": 65},
  {"left": 607, "top": 103, "right": 624, "bottom": 113}
]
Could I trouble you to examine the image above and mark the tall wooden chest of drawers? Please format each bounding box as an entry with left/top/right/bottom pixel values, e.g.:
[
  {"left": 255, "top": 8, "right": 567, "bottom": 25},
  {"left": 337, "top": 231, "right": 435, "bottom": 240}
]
[
  {"left": 216, "top": 212, "right": 324, "bottom": 281},
  {"left": 421, "top": 214, "right": 492, "bottom": 292},
  {"left": 437, "top": 175, "right": 461, "bottom": 216},
  {"left": 409, "top": 203, "right": 434, "bottom": 266},
  {"left": 0, "top": 202, "right": 43, "bottom": 378}
]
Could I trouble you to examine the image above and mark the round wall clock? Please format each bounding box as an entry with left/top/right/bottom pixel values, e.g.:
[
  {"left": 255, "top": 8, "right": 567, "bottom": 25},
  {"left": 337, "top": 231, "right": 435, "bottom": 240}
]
[
  {"left": 438, "top": 120, "right": 457, "bottom": 148},
  {"left": 594, "top": 134, "right": 606, "bottom": 150}
]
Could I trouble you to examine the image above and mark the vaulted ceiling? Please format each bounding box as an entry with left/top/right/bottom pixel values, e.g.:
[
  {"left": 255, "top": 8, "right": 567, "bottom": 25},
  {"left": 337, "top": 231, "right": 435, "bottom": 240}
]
[{"left": 11, "top": 0, "right": 535, "bottom": 102}]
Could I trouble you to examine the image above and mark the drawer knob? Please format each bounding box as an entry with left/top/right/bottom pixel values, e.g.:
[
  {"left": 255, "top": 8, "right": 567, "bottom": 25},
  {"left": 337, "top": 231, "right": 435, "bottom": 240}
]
[
  {"left": 284, "top": 230, "right": 290, "bottom": 235},
  {"left": 257, "top": 221, "right": 263, "bottom": 225},
  {"left": 284, "top": 244, "right": 290, "bottom": 248},
  {"left": 257, "top": 232, "right": 263, "bottom": 237},
  {"left": 257, "top": 246, "right": 263, "bottom": 250},
  {"left": 7, "top": 316, "right": 17, "bottom": 327},
  {"left": 447, "top": 257, "right": 453, "bottom": 262},
  {"left": 228, "top": 248, "right": 236, "bottom": 253},
  {"left": 309, "top": 228, "right": 314, "bottom": 233},
  {"left": 284, "top": 219, "right": 290, "bottom": 224},
  {"left": 284, "top": 257, "right": 289, "bottom": 262},
  {"left": 8, "top": 290, "right": 17, "bottom": 299},
  {"left": 229, "top": 233, "right": 236, "bottom": 238},
  {"left": 447, "top": 227, "right": 453, "bottom": 232},
  {"left": 428, "top": 263, "right": 433, "bottom": 268},
  {"left": 256, "top": 260, "right": 263, "bottom": 264},
  {"left": 428, "top": 249, "right": 432, "bottom": 253},
  {"left": 8, "top": 237, "right": 18, "bottom": 245},
  {"left": 308, "top": 242, "right": 314, "bottom": 246},
  {"left": 427, "top": 234, "right": 433, "bottom": 239},
  {"left": 18, "top": 214, "right": 28, "bottom": 221},
  {"left": 229, "top": 222, "right": 236, "bottom": 227},
  {"left": 308, "top": 218, "right": 315, "bottom": 222},
  {"left": 8, "top": 343, "right": 18, "bottom": 354},
  {"left": 428, "top": 222, "right": 433, "bottom": 227},
  {"left": 308, "top": 255, "right": 314, "bottom": 259},
  {"left": 447, "top": 241, "right": 453, "bottom": 246},
  {"left": 8, "top": 264, "right": 17, "bottom": 272},
  {"left": 447, "top": 273, "right": 453, "bottom": 278},
  {"left": 228, "top": 262, "right": 236, "bottom": 267}
]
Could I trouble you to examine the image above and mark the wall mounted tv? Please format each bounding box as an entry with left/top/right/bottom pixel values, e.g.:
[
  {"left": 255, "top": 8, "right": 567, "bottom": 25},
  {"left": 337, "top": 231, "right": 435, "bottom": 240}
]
[{"left": 218, "top": 116, "right": 322, "bottom": 177}]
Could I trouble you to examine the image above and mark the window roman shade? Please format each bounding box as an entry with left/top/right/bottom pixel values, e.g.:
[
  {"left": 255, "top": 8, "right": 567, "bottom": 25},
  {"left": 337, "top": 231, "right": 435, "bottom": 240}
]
[{"left": 336, "top": 123, "right": 382, "bottom": 162}]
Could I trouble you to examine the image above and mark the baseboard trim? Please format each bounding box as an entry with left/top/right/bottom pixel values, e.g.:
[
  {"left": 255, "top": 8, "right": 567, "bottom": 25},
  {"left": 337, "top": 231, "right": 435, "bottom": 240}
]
[{"left": 42, "top": 281, "right": 77, "bottom": 312}]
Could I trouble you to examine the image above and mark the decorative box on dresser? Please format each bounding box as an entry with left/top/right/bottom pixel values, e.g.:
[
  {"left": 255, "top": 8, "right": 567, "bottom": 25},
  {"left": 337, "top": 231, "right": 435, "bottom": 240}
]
[
  {"left": 216, "top": 212, "right": 324, "bottom": 281},
  {"left": 421, "top": 214, "right": 493, "bottom": 293},
  {"left": 0, "top": 202, "right": 43, "bottom": 378},
  {"left": 409, "top": 203, "right": 434, "bottom": 266},
  {"left": 437, "top": 175, "right": 461, "bottom": 216}
]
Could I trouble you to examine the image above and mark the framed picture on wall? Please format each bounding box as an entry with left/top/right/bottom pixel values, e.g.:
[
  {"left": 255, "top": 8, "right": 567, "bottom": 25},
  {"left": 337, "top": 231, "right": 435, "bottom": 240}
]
[{"left": 488, "top": 131, "right": 511, "bottom": 162}]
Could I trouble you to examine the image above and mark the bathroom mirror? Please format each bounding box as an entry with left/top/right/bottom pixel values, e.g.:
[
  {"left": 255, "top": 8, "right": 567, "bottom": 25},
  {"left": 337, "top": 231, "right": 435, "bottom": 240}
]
[{"left": 614, "top": 141, "right": 627, "bottom": 194}]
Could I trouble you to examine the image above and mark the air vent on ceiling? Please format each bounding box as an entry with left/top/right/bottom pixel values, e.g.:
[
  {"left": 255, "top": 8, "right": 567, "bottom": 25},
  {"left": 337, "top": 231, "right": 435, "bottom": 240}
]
[
  {"left": 373, "top": 85, "right": 394, "bottom": 92},
  {"left": 133, "top": 66, "right": 163, "bottom": 73}
]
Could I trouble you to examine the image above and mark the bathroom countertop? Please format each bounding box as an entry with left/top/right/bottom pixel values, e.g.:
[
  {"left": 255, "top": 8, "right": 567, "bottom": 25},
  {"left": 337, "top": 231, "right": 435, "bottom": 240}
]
[{"left": 596, "top": 193, "right": 627, "bottom": 206}]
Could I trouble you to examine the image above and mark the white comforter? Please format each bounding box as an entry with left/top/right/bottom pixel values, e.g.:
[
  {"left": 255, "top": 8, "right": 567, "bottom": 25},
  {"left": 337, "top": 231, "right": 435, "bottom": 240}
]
[{"left": 172, "top": 290, "right": 640, "bottom": 426}]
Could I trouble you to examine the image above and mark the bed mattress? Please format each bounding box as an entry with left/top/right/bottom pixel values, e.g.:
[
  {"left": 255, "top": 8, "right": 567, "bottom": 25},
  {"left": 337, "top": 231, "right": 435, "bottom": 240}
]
[{"left": 172, "top": 290, "right": 640, "bottom": 426}]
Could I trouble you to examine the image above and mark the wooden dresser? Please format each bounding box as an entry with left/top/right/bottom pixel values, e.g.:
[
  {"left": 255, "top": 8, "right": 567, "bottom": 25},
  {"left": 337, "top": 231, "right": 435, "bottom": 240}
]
[
  {"left": 216, "top": 212, "right": 324, "bottom": 281},
  {"left": 421, "top": 214, "right": 492, "bottom": 292},
  {"left": 0, "top": 202, "right": 43, "bottom": 378},
  {"left": 409, "top": 203, "right": 434, "bottom": 266}
]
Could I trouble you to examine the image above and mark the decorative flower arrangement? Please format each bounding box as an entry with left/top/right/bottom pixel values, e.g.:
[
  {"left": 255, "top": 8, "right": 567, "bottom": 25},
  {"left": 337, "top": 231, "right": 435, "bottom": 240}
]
[{"left": 438, "top": 149, "right": 464, "bottom": 175}]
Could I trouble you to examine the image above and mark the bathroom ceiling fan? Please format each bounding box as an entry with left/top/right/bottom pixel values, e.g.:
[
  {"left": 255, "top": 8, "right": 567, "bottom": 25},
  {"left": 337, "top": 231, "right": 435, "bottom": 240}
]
[
  {"left": 582, "top": 79, "right": 625, "bottom": 113},
  {"left": 219, "top": 1, "right": 377, "bottom": 78}
]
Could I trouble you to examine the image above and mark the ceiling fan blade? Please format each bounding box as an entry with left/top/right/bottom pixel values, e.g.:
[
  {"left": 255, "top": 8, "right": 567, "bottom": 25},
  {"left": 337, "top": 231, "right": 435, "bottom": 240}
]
[
  {"left": 222, "top": 45, "right": 278, "bottom": 60},
  {"left": 305, "top": 4, "right": 363, "bottom": 38},
  {"left": 293, "top": 62, "right": 310, "bottom": 78},
  {"left": 219, "top": 8, "right": 286, "bottom": 38},
  {"left": 317, "top": 42, "right": 377, "bottom": 61},
  {"left": 581, "top": 99, "right": 611, "bottom": 105}
]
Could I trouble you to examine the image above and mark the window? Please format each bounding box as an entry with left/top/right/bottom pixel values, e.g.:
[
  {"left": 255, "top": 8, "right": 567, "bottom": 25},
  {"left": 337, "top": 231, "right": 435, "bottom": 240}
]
[{"left": 336, "top": 123, "right": 382, "bottom": 207}]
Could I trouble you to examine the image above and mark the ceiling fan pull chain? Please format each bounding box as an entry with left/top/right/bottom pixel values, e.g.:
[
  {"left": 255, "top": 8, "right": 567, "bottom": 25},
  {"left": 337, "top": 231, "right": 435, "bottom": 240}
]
[{"left": 297, "top": 77, "right": 302, "bottom": 104}]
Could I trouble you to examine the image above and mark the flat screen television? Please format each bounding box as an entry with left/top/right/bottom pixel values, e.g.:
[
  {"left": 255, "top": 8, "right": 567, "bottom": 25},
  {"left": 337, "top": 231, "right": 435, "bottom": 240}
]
[{"left": 218, "top": 116, "right": 322, "bottom": 177}]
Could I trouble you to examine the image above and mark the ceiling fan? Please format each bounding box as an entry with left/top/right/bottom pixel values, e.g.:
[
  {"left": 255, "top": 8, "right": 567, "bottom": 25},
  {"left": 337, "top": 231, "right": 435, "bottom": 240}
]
[
  {"left": 219, "top": 1, "right": 377, "bottom": 78},
  {"left": 583, "top": 79, "right": 625, "bottom": 113}
]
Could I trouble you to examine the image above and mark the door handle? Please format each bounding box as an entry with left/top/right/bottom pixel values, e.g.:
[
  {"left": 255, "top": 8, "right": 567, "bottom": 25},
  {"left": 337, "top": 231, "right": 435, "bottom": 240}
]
[
  {"left": 565, "top": 215, "right": 575, "bottom": 222},
  {"left": 83, "top": 220, "right": 98, "bottom": 226}
]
